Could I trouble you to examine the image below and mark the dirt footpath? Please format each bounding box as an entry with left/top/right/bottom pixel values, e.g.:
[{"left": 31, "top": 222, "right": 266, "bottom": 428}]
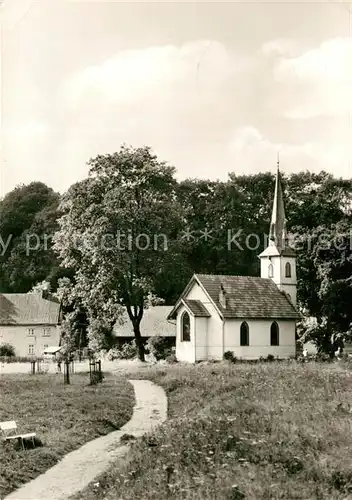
[{"left": 4, "top": 380, "right": 167, "bottom": 500}]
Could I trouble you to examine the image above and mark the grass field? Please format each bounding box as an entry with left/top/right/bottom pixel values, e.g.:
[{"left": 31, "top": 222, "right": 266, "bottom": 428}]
[
  {"left": 0, "top": 373, "right": 135, "bottom": 498},
  {"left": 73, "top": 361, "right": 352, "bottom": 500}
]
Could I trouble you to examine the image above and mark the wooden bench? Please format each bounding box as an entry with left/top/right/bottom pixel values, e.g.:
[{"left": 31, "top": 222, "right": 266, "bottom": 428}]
[{"left": 0, "top": 421, "right": 36, "bottom": 450}]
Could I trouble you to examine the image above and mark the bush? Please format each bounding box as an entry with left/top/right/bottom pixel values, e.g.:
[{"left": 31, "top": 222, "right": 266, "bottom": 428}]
[
  {"left": 146, "top": 336, "right": 173, "bottom": 361},
  {"left": 165, "top": 353, "right": 178, "bottom": 364},
  {"left": 314, "top": 352, "right": 332, "bottom": 362},
  {"left": 106, "top": 341, "right": 137, "bottom": 360},
  {"left": 267, "top": 354, "right": 275, "bottom": 362},
  {"left": 0, "top": 343, "right": 15, "bottom": 357},
  {"left": 223, "top": 351, "right": 237, "bottom": 363}
]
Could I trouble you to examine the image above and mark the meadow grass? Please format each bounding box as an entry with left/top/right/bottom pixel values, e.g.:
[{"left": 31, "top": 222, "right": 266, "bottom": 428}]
[
  {"left": 0, "top": 372, "right": 135, "bottom": 498},
  {"left": 73, "top": 361, "right": 352, "bottom": 500}
]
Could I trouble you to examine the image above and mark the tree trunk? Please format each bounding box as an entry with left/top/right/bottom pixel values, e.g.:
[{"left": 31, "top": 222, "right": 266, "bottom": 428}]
[{"left": 133, "top": 323, "right": 145, "bottom": 362}]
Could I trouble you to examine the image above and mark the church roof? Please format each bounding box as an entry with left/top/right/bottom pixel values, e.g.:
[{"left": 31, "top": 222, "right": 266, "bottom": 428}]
[
  {"left": 259, "top": 244, "right": 296, "bottom": 258},
  {"left": 196, "top": 274, "right": 300, "bottom": 319},
  {"left": 183, "top": 299, "right": 211, "bottom": 317},
  {"left": 168, "top": 274, "right": 300, "bottom": 321}
]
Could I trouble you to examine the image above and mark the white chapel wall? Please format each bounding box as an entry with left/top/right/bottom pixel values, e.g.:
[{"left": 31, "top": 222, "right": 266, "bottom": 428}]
[
  {"left": 187, "top": 282, "right": 223, "bottom": 360},
  {"left": 175, "top": 303, "right": 196, "bottom": 363},
  {"left": 224, "top": 319, "right": 296, "bottom": 359}
]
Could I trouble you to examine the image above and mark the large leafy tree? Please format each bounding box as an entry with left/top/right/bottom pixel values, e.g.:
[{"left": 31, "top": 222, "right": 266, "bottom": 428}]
[
  {"left": 296, "top": 222, "right": 352, "bottom": 355},
  {"left": 285, "top": 171, "right": 352, "bottom": 229},
  {"left": 176, "top": 172, "right": 275, "bottom": 278},
  {"left": 0, "top": 182, "right": 62, "bottom": 292},
  {"left": 286, "top": 172, "right": 352, "bottom": 354},
  {"left": 54, "top": 145, "right": 183, "bottom": 360}
]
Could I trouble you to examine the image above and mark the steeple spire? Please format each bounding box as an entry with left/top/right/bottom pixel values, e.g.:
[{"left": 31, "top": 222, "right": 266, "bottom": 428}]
[
  {"left": 259, "top": 156, "right": 297, "bottom": 306},
  {"left": 269, "top": 159, "right": 287, "bottom": 251}
]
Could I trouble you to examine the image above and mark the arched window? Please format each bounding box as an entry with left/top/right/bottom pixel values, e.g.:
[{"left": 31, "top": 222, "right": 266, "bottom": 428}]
[
  {"left": 270, "top": 321, "right": 279, "bottom": 346},
  {"left": 268, "top": 263, "right": 274, "bottom": 278},
  {"left": 240, "top": 321, "right": 249, "bottom": 346},
  {"left": 181, "top": 311, "right": 190, "bottom": 342},
  {"left": 285, "top": 262, "right": 291, "bottom": 278}
]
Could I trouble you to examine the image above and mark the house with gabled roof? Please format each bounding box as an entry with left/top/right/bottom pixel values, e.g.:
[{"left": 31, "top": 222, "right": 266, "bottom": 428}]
[
  {"left": 113, "top": 306, "right": 175, "bottom": 345},
  {"left": 168, "top": 165, "right": 300, "bottom": 362},
  {"left": 0, "top": 291, "right": 62, "bottom": 357}
]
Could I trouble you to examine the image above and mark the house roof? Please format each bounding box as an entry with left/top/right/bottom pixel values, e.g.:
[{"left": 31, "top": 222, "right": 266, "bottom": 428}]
[
  {"left": 0, "top": 293, "right": 61, "bottom": 325},
  {"left": 43, "top": 346, "right": 62, "bottom": 354},
  {"left": 168, "top": 274, "right": 300, "bottom": 320},
  {"left": 183, "top": 299, "right": 211, "bottom": 317},
  {"left": 113, "top": 306, "right": 175, "bottom": 337}
]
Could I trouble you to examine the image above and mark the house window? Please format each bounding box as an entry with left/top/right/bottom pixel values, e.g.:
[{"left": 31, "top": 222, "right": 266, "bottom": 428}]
[
  {"left": 28, "top": 345, "right": 34, "bottom": 355},
  {"left": 43, "top": 344, "right": 48, "bottom": 350},
  {"left": 270, "top": 321, "right": 279, "bottom": 346},
  {"left": 285, "top": 262, "right": 291, "bottom": 278},
  {"left": 268, "top": 263, "right": 274, "bottom": 278},
  {"left": 240, "top": 321, "right": 249, "bottom": 346},
  {"left": 43, "top": 328, "right": 51, "bottom": 337},
  {"left": 181, "top": 311, "right": 191, "bottom": 342},
  {"left": 27, "top": 328, "right": 35, "bottom": 336}
]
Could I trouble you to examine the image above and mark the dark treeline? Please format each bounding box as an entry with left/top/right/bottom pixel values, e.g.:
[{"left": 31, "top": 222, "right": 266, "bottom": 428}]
[
  {"left": 1, "top": 165, "right": 352, "bottom": 354},
  {"left": 1, "top": 172, "right": 352, "bottom": 302}
]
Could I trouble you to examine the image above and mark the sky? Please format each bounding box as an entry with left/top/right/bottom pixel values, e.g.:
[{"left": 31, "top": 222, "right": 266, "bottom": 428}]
[{"left": 1, "top": 0, "right": 352, "bottom": 196}]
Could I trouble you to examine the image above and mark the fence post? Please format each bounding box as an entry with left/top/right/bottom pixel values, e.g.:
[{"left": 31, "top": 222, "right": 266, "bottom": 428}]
[
  {"left": 64, "top": 361, "right": 70, "bottom": 384},
  {"left": 89, "top": 359, "right": 98, "bottom": 385},
  {"left": 31, "top": 361, "right": 36, "bottom": 375},
  {"left": 97, "top": 360, "right": 103, "bottom": 383}
]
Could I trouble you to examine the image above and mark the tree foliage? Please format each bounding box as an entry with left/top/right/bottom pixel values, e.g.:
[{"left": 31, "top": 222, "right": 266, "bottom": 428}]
[
  {"left": 0, "top": 343, "right": 15, "bottom": 357},
  {"left": 54, "top": 145, "right": 184, "bottom": 360},
  {"left": 2, "top": 164, "right": 352, "bottom": 358},
  {"left": 0, "top": 182, "right": 63, "bottom": 292}
]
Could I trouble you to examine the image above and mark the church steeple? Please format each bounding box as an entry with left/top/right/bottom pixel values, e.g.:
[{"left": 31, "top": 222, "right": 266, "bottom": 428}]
[
  {"left": 258, "top": 156, "right": 297, "bottom": 306},
  {"left": 268, "top": 157, "right": 287, "bottom": 252}
]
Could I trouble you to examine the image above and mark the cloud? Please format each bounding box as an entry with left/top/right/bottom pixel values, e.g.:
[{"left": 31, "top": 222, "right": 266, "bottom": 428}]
[
  {"left": 4, "top": 36, "right": 351, "bottom": 196},
  {"left": 55, "top": 40, "right": 257, "bottom": 184},
  {"left": 272, "top": 37, "right": 352, "bottom": 119},
  {"left": 261, "top": 38, "right": 301, "bottom": 57},
  {"left": 227, "top": 126, "right": 351, "bottom": 176},
  {"left": 63, "top": 40, "right": 251, "bottom": 108}
]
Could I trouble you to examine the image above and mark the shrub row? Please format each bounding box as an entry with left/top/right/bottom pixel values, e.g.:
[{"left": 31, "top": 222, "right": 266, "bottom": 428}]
[
  {"left": 0, "top": 356, "right": 44, "bottom": 364},
  {"left": 223, "top": 351, "right": 277, "bottom": 363},
  {"left": 105, "top": 337, "right": 175, "bottom": 361}
]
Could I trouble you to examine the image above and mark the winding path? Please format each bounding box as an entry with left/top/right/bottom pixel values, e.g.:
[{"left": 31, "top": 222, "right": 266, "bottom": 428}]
[{"left": 4, "top": 380, "right": 167, "bottom": 500}]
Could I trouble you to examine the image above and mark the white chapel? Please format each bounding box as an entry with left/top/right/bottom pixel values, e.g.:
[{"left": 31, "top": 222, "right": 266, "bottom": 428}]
[{"left": 168, "top": 165, "right": 300, "bottom": 362}]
